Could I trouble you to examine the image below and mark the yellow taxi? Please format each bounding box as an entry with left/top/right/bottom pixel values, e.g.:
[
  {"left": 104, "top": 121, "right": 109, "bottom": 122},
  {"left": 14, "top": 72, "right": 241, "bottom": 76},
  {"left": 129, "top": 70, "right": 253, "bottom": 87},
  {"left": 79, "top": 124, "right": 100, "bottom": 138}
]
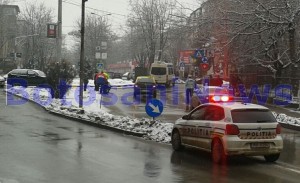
[
  {"left": 133, "top": 76, "right": 157, "bottom": 98},
  {"left": 171, "top": 101, "right": 283, "bottom": 164}
]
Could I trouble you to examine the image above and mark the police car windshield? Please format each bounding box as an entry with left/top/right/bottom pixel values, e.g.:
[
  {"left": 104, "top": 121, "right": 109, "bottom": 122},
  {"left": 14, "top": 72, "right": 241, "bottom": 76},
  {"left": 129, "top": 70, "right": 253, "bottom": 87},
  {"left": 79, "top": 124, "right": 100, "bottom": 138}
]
[{"left": 231, "top": 109, "right": 276, "bottom": 123}]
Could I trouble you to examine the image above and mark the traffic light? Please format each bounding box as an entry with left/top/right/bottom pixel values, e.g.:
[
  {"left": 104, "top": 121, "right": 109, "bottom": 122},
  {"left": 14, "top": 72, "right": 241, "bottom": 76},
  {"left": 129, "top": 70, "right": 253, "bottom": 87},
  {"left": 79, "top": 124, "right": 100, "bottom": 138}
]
[{"left": 200, "top": 63, "right": 210, "bottom": 72}]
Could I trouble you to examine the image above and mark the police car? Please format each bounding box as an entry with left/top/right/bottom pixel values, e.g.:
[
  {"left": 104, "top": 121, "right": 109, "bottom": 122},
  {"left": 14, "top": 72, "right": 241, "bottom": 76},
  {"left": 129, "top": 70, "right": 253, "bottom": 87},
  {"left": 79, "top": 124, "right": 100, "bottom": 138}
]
[
  {"left": 191, "top": 86, "right": 232, "bottom": 109},
  {"left": 191, "top": 85, "right": 247, "bottom": 109},
  {"left": 171, "top": 101, "right": 283, "bottom": 164}
]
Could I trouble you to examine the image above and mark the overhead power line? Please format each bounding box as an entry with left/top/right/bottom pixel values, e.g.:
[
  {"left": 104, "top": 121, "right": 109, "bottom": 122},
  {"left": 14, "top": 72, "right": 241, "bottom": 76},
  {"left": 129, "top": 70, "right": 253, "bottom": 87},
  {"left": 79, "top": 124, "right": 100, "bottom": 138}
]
[{"left": 62, "top": 0, "right": 127, "bottom": 17}]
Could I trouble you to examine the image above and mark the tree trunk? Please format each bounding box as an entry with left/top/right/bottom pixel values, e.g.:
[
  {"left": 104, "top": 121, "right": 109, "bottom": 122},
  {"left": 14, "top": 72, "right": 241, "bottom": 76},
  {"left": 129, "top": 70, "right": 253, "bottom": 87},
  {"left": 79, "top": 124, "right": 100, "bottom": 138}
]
[
  {"left": 288, "top": 24, "right": 296, "bottom": 78},
  {"left": 288, "top": 24, "right": 297, "bottom": 96}
]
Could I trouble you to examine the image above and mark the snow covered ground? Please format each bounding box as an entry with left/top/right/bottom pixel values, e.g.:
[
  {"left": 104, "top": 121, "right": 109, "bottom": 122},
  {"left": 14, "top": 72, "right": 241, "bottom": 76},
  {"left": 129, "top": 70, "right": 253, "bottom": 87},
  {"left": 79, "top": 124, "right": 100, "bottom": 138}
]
[{"left": 4, "top": 78, "right": 300, "bottom": 145}]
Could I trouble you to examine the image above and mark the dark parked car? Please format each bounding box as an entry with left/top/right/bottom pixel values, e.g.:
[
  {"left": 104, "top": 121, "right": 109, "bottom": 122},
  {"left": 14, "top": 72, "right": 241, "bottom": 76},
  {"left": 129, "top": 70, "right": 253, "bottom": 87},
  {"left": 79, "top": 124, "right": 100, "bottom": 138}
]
[
  {"left": 122, "top": 71, "right": 134, "bottom": 80},
  {"left": 107, "top": 71, "right": 115, "bottom": 79},
  {"left": 7, "top": 69, "right": 47, "bottom": 87},
  {"left": 0, "top": 75, "right": 5, "bottom": 87},
  {"left": 133, "top": 76, "right": 157, "bottom": 98},
  {"left": 113, "top": 72, "right": 122, "bottom": 79}
]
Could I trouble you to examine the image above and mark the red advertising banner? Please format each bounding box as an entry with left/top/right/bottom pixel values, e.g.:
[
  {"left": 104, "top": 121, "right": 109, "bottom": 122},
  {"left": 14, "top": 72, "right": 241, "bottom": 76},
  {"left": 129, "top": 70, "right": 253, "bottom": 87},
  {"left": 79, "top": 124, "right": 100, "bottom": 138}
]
[{"left": 179, "top": 50, "right": 194, "bottom": 64}]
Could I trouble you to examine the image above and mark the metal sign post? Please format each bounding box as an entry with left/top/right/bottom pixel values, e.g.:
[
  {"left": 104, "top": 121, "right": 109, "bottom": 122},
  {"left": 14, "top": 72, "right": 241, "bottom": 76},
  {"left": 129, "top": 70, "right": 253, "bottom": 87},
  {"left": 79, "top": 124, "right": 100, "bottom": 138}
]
[
  {"left": 100, "top": 94, "right": 102, "bottom": 109},
  {"left": 298, "top": 80, "right": 300, "bottom": 110}
]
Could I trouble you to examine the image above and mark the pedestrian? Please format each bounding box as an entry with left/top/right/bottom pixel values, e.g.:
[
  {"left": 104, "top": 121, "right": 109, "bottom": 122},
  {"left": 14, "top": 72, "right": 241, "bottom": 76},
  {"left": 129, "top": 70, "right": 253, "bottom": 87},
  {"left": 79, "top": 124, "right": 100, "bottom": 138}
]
[
  {"left": 83, "top": 73, "right": 89, "bottom": 91},
  {"left": 94, "top": 71, "right": 99, "bottom": 91},
  {"left": 96, "top": 71, "right": 108, "bottom": 94},
  {"left": 103, "top": 70, "right": 109, "bottom": 80},
  {"left": 185, "top": 75, "right": 196, "bottom": 111}
]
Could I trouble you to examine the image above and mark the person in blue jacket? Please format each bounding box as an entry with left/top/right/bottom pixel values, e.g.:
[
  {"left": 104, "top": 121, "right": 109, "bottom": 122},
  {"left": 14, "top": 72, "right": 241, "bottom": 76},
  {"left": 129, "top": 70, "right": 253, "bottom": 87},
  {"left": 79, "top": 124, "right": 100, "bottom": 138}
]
[{"left": 185, "top": 75, "right": 196, "bottom": 111}]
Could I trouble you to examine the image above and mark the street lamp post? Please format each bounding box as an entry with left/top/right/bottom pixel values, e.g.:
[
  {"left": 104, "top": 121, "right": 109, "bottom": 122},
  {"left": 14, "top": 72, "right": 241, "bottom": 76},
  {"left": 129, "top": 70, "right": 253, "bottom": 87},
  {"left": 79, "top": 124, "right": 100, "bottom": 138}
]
[
  {"left": 57, "top": 0, "right": 62, "bottom": 63},
  {"left": 79, "top": 0, "right": 87, "bottom": 108}
]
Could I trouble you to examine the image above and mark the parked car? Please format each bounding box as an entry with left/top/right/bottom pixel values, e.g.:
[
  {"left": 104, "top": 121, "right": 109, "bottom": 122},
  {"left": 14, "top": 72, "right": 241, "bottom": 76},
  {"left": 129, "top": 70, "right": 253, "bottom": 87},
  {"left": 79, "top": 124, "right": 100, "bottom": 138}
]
[
  {"left": 171, "top": 102, "right": 283, "bottom": 164},
  {"left": 133, "top": 76, "right": 157, "bottom": 98},
  {"left": 2, "top": 73, "right": 8, "bottom": 81},
  {"left": 7, "top": 69, "right": 47, "bottom": 87},
  {"left": 122, "top": 72, "right": 133, "bottom": 80},
  {"left": 130, "top": 72, "right": 135, "bottom": 80},
  {"left": 133, "top": 67, "right": 147, "bottom": 82},
  {"left": 107, "top": 71, "right": 115, "bottom": 79},
  {"left": 113, "top": 73, "right": 122, "bottom": 79},
  {"left": 0, "top": 75, "right": 5, "bottom": 87}
]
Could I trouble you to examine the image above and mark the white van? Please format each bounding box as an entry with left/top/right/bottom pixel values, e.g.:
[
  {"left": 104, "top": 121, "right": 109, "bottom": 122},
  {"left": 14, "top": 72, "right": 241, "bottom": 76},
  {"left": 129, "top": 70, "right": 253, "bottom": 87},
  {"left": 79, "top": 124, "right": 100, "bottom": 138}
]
[{"left": 150, "top": 61, "right": 175, "bottom": 87}]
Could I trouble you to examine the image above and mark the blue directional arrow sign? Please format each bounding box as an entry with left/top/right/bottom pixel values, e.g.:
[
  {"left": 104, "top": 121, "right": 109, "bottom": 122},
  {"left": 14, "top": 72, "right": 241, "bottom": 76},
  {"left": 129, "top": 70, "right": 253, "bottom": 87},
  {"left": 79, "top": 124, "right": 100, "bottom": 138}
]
[
  {"left": 179, "top": 61, "right": 185, "bottom": 68},
  {"left": 202, "top": 56, "right": 208, "bottom": 63},
  {"left": 145, "top": 99, "right": 164, "bottom": 118},
  {"left": 194, "top": 49, "right": 204, "bottom": 58},
  {"left": 97, "top": 63, "right": 103, "bottom": 70}
]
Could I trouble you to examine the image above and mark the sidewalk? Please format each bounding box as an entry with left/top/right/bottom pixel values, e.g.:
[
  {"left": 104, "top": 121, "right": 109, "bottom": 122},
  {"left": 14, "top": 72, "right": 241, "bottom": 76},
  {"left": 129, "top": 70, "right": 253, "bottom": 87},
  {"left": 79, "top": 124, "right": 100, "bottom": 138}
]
[{"left": 267, "top": 104, "right": 300, "bottom": 118}]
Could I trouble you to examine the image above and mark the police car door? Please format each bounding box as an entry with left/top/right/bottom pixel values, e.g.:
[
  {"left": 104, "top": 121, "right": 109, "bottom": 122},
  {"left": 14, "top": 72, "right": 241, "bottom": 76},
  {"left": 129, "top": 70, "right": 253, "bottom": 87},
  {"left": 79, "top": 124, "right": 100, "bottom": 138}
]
[
  {"left": 182, "top": 105, "right": 209, "bottom": 149},
  {"left": 203, "top": 105, "right": 226, "bottom": 150}
]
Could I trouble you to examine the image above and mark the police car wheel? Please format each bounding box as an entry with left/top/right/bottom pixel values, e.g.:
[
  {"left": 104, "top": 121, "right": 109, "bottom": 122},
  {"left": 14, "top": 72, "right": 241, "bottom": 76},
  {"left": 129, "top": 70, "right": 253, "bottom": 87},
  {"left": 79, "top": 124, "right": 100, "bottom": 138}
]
[
  {"left": 212, "top": 140, "right": 227, "bottom": 164},
  {"left": 264, "top": 153, "right": 280, "bottom": 162},
  {"left": 172, "top": 130, "right": 183, "bottom": 151}
]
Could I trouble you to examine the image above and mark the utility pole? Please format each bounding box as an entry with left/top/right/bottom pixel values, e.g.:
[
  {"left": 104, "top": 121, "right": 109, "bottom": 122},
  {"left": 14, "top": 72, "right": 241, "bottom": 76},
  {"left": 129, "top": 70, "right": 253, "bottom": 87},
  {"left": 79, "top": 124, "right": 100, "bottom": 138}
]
[
  {"left": 57, "top": 0, "right": 62, "bottom": 63},
  {"left": 79, "top": 0, "right": 87, "bottom": 108}
]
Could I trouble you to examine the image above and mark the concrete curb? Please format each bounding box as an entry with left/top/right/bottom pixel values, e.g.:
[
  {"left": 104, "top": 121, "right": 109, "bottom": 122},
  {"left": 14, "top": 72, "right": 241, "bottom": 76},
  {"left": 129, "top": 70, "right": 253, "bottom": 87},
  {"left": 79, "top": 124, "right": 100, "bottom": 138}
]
[
  {"left": 47, "top": 110, "right": 145, "bottom": 137},
  {"left": 3, "top": 90, "right": 146, "bottom": 137}
]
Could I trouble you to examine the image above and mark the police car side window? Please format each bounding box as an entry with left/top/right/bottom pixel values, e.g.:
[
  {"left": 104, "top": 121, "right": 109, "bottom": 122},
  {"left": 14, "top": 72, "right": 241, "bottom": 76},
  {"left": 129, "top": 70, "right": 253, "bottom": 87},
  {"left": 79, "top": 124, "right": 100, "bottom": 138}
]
[
  {"left": 204, "top": 106, "right": 224, "bottom": 121},
  {"left": 190, "top": 106, "right": 207, "bottom": 120}
]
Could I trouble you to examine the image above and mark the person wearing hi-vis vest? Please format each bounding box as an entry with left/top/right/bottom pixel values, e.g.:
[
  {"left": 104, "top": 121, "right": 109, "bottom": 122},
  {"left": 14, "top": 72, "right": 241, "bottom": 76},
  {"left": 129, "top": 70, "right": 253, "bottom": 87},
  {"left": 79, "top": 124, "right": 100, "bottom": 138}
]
[{"left": 185, "top": 75, "right": 196, "bottom": 111}]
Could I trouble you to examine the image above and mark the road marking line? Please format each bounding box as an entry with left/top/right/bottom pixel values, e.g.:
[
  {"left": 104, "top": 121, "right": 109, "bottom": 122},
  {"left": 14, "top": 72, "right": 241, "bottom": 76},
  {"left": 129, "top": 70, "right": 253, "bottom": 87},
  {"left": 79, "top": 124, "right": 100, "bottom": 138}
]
[{"left": 275, "top": 163, "right": 300, "bottom": 174}]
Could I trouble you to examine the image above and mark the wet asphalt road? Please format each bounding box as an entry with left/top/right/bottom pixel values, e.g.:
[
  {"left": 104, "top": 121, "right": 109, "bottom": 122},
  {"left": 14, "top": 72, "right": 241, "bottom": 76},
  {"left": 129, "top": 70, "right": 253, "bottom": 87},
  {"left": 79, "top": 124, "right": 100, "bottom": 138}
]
[
  {"left": 104, "top": 85, "right": 187, "bottom": 123},
  {"left": 1, "top": 90, "right": 300, "bottom": 183}
]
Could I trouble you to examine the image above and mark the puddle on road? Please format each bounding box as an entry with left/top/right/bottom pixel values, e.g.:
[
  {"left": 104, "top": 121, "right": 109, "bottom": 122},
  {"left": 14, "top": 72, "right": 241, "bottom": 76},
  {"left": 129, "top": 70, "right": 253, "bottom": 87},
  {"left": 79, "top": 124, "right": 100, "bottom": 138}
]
[
  {"left": 57, "top": 126, "right": 73, "bottom": 131},
  {"left": 29, "top": 131, "right": 71, "bottom": 142}
]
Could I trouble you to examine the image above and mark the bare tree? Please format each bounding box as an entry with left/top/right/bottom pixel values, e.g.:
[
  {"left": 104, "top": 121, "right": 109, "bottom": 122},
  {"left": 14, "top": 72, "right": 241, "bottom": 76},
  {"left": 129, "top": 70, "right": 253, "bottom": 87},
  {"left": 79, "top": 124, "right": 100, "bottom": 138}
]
[
  {"left": 19, "top": 2, "right": 56, "bottom": 70},
  {"left": 128, "top": 0, "right": 177, "bottom": 66},
  {"left": 0, "top": 0, "right": 9, "bottom": 4},
  {"left": 70, "top": 14, "right": 114, "bottom": 72},
  {"left": 195, "top": 0, "right": 300, "bottom": 85}
]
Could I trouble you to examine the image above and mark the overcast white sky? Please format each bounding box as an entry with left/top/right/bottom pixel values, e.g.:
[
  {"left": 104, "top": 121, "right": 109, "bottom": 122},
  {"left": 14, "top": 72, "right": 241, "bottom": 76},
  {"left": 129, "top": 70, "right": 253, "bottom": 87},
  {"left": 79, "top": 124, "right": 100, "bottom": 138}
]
[{"left": 11, "top": 0, "right": 200, "bottom": 35}]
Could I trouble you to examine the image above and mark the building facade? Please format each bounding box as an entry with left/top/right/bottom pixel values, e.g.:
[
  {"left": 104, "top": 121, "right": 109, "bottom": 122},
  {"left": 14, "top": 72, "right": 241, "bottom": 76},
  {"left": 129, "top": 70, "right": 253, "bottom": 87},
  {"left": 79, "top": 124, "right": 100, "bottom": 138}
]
[{"left": 0, "top": 5, "right": 20, "bottom": 74}]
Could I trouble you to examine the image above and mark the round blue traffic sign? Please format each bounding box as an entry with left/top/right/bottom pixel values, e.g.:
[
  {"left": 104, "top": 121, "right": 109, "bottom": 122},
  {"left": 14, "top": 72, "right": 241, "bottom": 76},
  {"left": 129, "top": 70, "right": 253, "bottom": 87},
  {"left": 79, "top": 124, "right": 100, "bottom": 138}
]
[
  {"left": 145, "top": 99, "right": 164, "bottom": 118},
  {"left": 202, "top": 57, "right": 208, "bottom": 63},
  {"left": 179, "top": 61, "right": 185, "bottom": 68}
]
